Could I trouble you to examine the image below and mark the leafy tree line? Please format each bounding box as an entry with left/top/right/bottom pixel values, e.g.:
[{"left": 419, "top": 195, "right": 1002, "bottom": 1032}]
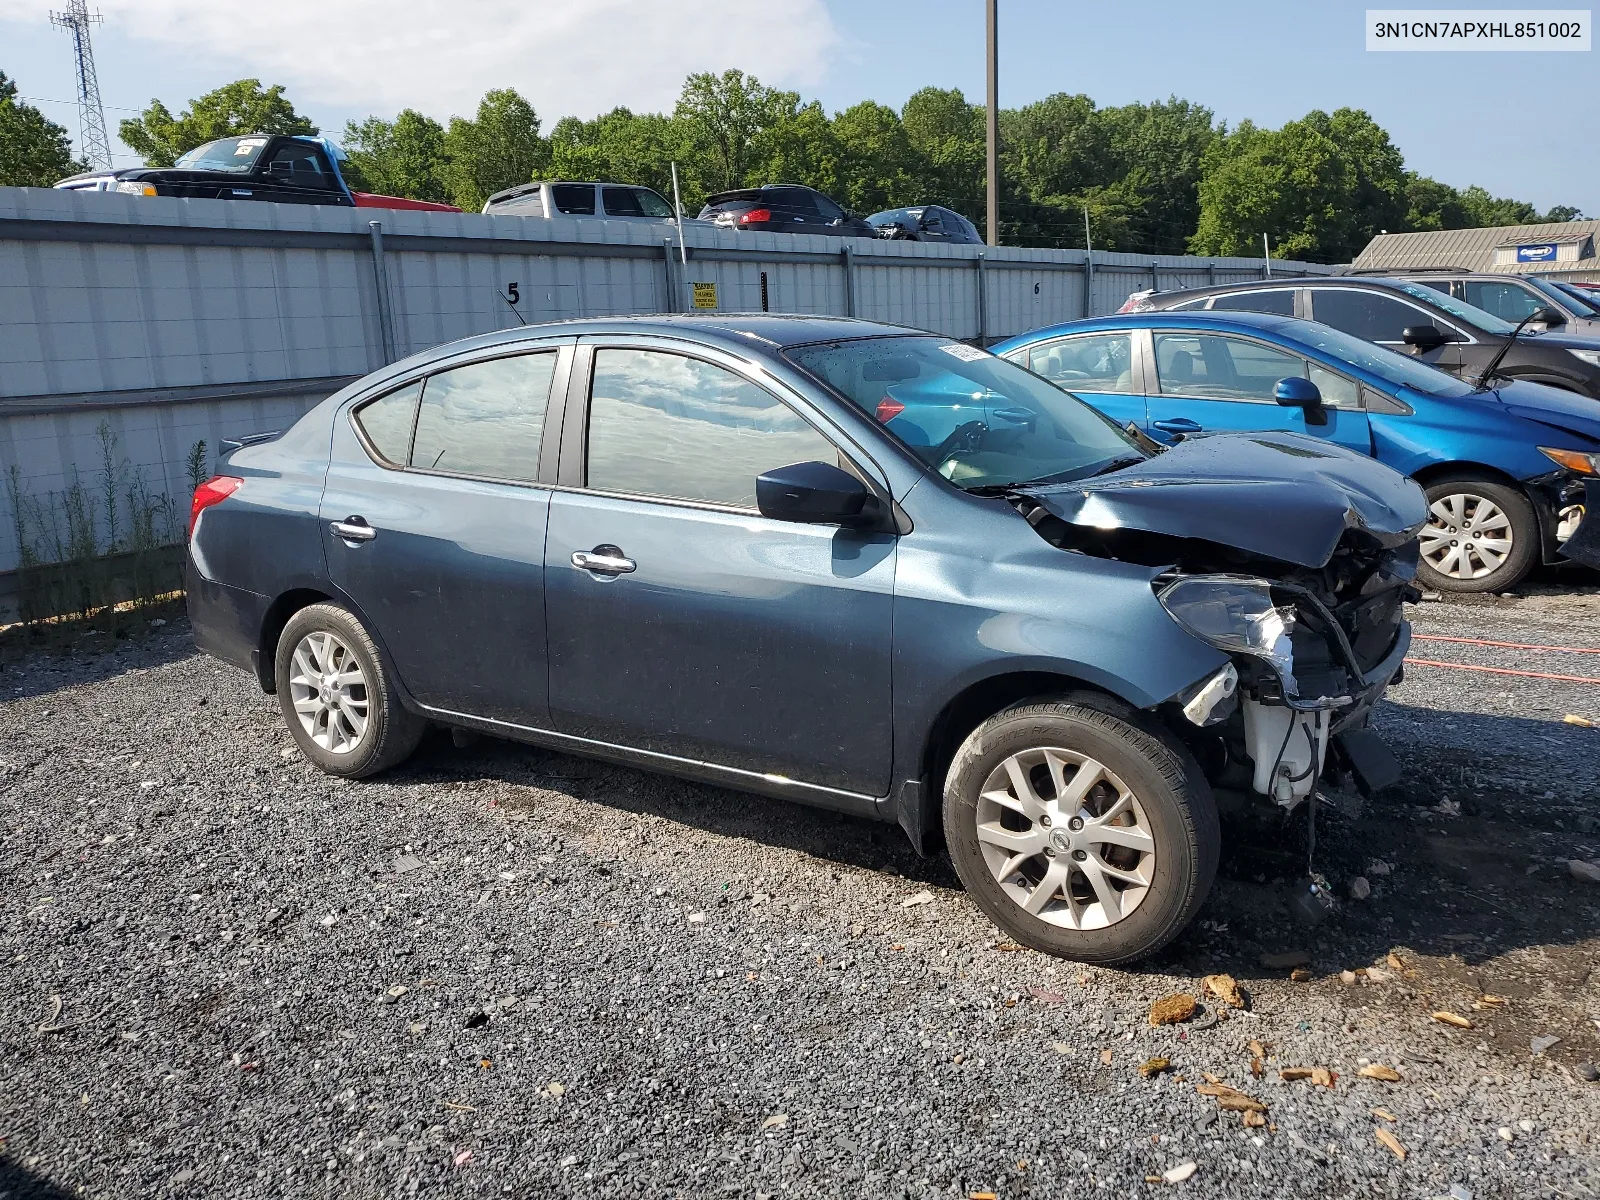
[{"left": 4, "top": 67, "right": 1583, "bottom": 262}]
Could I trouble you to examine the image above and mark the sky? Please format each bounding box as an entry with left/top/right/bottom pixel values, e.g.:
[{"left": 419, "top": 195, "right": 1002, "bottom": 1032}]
[{"left": 0, "top": 0, "right": 1593, "bottom": 216}]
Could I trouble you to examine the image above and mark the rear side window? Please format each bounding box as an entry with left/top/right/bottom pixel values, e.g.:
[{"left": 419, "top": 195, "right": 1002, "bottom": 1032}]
[
  {"left": 602, "top": 186, "right": 643, "bottom": 217},
  {"left": 353, "top": 381, "right": 422, "bottom": 464},
  {"left": 1462, "top": 280, "right": 1545, "bottom": 322},
  {"left": 769, "top": 187, "right": 820, "bottom": 215},
  {"left": 586, "top": 348, "right": 835, "bottom": 508},
  {"left": 1209, "top": 289, "right": 1295, "bottom": 315},
  {"left": 408, "top": 352, "right": 557, "bottom": 482},
  {"left": 551, "top": 184, "right": 597, "bottom": 215}
]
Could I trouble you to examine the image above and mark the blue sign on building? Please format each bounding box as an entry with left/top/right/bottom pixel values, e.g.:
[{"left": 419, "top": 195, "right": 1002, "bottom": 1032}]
[{"left": 1516, "top": 243, "right": 1558, "bottom": 263}]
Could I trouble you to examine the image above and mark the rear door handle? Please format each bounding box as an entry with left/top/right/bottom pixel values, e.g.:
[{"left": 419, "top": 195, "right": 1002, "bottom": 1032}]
[
  {"left": 572, "top": 545, "right": 635, "bottom": 576},
  {"left": 1152, "top": 418, "right": 1203, "bottom": 434},
  {"left": 331, "top": 517, "right": 376, "bottom": 542}
]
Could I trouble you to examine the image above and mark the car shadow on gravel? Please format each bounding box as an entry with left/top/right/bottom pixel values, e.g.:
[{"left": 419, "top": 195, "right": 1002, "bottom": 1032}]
[
  {"left": 0, "top": 1156, "right": 77, "bottom": 1200},
  {"left": 398, "top": 731, "right": 964, "bottom": 891}
]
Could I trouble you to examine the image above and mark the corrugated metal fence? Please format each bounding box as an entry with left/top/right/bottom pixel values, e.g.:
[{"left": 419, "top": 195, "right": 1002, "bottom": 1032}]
[{"left": 0, "top": 186, "right": 1335, "bottom": 589}]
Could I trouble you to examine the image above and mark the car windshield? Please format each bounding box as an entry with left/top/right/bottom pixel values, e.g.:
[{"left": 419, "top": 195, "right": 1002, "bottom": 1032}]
[
  {"left": 1388, "top": 280, "right": 1516, "bottom": 334},
  {"left": 1540, "top": 278, "right": 1600, "bottom": 317},
  {"left": 173, "top": 137, "right": 269, "bottom": 173},
  {"left": 784, "top": 335, "right": 1144, "bottom": 490},
  {"left": 1289, "top": 321, "right": 1475, "bottom": 397}
]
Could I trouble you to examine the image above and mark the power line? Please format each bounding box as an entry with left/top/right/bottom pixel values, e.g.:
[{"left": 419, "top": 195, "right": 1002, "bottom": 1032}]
[
  {"left": 21, "top": 93, "right": 143, "bottom": 114},
  {"left": 48, "top": 0, "right": 112, "bottom": 170}
]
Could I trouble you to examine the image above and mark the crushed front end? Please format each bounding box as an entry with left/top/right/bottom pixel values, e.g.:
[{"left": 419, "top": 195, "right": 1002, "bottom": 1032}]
[{"left": 1154, "top": 532, "right": 1417, "bottom": 810}]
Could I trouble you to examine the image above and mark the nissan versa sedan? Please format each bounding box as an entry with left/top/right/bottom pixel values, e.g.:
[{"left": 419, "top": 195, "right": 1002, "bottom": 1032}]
[
  {"left": 187, "top": 316, "right": 1425, "bottom": 964},
  {"left": 994, "top": 312, "right": 1600, "bottom": 594}
]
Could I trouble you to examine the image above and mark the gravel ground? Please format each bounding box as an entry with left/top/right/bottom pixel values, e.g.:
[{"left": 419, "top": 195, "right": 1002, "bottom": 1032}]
[{"left": 2, "top": 588, "right": 1599, "bottom": 1200}]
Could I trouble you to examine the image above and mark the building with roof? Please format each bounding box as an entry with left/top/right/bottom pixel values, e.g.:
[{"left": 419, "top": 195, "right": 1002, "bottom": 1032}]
[{"left": 1351, "top": 220, "right": 1600, "bottom": 281}]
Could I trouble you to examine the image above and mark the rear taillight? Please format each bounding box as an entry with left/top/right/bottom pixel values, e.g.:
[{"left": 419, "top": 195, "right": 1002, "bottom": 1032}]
[
  {"left": 189, "top": 475, "right": 241, "bottom": 539},
  {"left": 739, "top": 208, "right": 772, "bottom": 224},
  {"left": 875, "top": 396, "right": 905, "bottom": 423}
]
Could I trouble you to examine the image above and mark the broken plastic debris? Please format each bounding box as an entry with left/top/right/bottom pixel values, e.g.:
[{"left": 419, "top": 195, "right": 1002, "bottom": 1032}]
[
  {"left": 1139, "top": 1057, "right": 1172, "bottom": 1078},
  {"left": 1348, "top": 876, "right": 1371, "bottom": 901},
  {"left": 1562, "top": 714, "right": 1595, "bottom": 728},
  {"left": 1161, "top": 1161, "right": 1197, "bottom": 1184},
  {"left": 901, "top": 890, "right": 934, "bottom": 908},
  {"left": 1530, "top": 1035, "right": 1561, "bottom": 1056},
  {"left": 761, "top": 1113, "right": 788, "bottom": 1129}
]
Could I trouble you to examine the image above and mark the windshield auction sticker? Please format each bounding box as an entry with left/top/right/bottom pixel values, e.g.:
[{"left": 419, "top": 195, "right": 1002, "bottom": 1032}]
[{"left": 1368, "top": 9, "right": 1589, "bottom": 49}]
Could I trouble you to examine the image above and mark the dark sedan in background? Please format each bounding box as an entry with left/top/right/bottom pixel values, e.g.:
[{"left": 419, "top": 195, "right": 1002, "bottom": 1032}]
[
  {"left": 1126, "top": 276, "right": 1600, "bottom": 399},
  {"left": 185, "top": 315, "right": 1422, "bottom": 965},
  {"left": 698, "top": 185, "right": 878, "bottom": 237},
  {"left": 866, "top": 205, "right": 983, "bottom": 244}
]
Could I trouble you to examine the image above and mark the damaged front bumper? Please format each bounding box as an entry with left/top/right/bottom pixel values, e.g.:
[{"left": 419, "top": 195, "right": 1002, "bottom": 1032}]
[
  {"left": 1555, "top": 478, "right": 1600, "bottom": 570},
  {"left": 1161, "top": 570, "right": 1411, "bottom": 810}
]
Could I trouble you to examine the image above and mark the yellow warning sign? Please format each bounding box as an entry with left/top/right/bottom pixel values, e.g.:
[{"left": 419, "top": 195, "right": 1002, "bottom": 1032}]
[{"left": 691, "top": 282, "right": 718, "bottom": 309}]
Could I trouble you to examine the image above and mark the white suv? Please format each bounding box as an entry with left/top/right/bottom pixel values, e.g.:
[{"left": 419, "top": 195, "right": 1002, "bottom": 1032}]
[{"left": 482, "top": 181, "right": 683, "bottom": 226}]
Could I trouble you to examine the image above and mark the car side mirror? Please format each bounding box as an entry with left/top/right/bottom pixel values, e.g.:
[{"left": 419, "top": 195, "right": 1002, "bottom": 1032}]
[
  {"left": 1274, "top": 376, "right": 1328, "bottom": 426},
  {"left": 756, "top": 460, "right": 874, "bottom": 526},
  {"left": 1532, "top": 305, "right": 1565, "bottom": 327},
  {"left": 1401, "top": 324, "right": 1448, "bottom": 351}
]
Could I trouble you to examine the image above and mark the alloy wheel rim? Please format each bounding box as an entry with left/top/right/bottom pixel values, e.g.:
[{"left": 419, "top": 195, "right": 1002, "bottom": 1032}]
[
  {"left": 974, "top": 747, "right": 1155, "bottom": 930},
  {"left": 1420, "top": 493, "right": 1513, "bottom": 580},
  {"left": 288, "top": 630, "right": 370, "bottom": 754}
]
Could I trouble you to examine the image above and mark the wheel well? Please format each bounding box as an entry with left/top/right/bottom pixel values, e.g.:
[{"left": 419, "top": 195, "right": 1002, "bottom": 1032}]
[
  {"left": 918, "top": 671, "right": 1123, "bottom": 800},
  {"left": 1410, "top": 461, "right": 1523, "bottom": 491},
  {"left": 257, "top": 588, "right": 332, "bottom": 692}
]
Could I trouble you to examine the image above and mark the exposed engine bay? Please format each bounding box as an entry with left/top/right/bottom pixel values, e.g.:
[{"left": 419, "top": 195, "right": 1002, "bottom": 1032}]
[{"left": 1005, "top": 432, "right": 1428, "bottom": 813}]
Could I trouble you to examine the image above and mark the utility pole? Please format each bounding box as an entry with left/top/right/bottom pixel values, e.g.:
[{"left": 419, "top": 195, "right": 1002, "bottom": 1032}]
[
  {"left": 50, "top": 0, "right": 112, "bottom": 171},
  {"left": 985, "top": 0, "right": 999, "bottom": 247}
]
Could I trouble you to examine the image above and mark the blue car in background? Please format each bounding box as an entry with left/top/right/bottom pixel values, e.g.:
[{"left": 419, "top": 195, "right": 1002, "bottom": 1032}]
[{"left": 992, "top": 312, "right": 1600, "bottom": 594}]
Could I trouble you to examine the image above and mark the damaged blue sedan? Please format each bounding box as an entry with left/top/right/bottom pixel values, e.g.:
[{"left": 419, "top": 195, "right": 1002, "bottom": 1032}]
[{"left": 186, "top": 316, "right": 1425, "bottom": 964}]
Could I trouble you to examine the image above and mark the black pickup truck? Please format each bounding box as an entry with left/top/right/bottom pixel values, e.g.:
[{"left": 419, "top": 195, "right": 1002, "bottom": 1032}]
[{"left": 56, "top": 134, "right": 355, "bottom": 206}]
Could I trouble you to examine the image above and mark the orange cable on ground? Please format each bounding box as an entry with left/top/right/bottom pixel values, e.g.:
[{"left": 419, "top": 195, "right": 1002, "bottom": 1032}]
[{"left": 1403, "top": 657, "right": 1600, "bottom": 686}]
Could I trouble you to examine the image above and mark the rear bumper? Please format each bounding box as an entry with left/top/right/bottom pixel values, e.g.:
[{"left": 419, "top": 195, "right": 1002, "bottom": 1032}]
[{"left": 185, "top": 553, "right": 269, "bottom": 686}]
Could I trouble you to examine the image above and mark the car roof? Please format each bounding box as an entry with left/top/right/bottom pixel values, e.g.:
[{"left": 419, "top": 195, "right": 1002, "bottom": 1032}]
[
  {"left": 1148, "top": 275, "right": 1430, "bottom": 305},
  {"left": 996, "top": 309, "right": 1300, "bottom": 347},
  {"left": 392, "top": 314, "right": 928, "bottom": 366}
]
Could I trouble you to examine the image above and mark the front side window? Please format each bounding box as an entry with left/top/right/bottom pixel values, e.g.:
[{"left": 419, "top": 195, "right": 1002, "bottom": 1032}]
[
  {"left": 262, "top": 142, "right": 335, "bottom": 189},
  {"left": 1154, "top": 333, "right": 1305, "bottom": 401},
  {"left": 1308, "top": 289, "right": 1434, "bottom": 344},
  {"left": 407, "top": 352, "right": 556, "bottom": 481},
  {"left": 602, "top": 186, "right": 643, "bottom": 217},
  {"left": 633, "top": 188, "right": 674, "bottom": 218},
  {"left": 813, "top": 193, "right": 845, "bottom": 221},
  {"left": 770, "top": 188, "right": 820, "bottom": 216},
  {"left": 1029, "top": 333, "right": 1137, "bottom": 393},
  {"left": 785, "top": 335, "right": 1141, "bottom": 491},
  {"left": 551, "top": 184, "right": 597, "bottom": 215},
  {"left": 586, "top": 349, "right": 835, "bottom": 508},
  {"left": 1307, "top": 363, "right": 1359, "bottom": 409},
  {"left": 1208, "top": 289, "right": 1295, "bottom": 316},
  {"left": 1462, "top": 280, "right": 1545, "bottom": 322}
]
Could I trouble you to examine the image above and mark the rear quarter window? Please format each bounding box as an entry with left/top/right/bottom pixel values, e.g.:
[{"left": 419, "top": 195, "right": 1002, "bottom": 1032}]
[{"left": 353, "top": 382, "right": 422, "bottom": 465}]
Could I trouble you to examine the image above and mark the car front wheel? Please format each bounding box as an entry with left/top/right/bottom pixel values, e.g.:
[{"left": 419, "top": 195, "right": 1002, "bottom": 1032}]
[
  {"left": 942, "top": 697, "right": 1219, "bottom": 966},
  {"left": 1416, "top": 475, "right": 1538, "bottom": 593},
  {"left": 274, "top": 602, "right": 425, "bottom": 778}
]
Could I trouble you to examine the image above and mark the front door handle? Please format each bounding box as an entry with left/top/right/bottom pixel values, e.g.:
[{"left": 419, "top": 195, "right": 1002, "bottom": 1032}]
[
  {"left": 1152, "top": 418, "right": 1203, "bottom": 434},
  {"left": 572, "top": 545, "right": 636, "bottom": 576},
  {"left": 331, "top": 517, "right": 376, "bottom": 542}
]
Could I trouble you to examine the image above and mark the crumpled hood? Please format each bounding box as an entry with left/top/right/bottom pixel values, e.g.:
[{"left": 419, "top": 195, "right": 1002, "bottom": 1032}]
[
  {"left": 1477, "top": 379, "right": 1600, "bottom": 445},
  {"left": 1020, "top": 432, "right": 1427, "bottom": 569}
]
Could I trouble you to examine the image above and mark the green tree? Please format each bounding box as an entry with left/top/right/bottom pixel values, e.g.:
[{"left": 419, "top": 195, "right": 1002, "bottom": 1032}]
[
  {"left": 0, "top": 69, "right": 83, "bottom": 185},
  {"left": 901, "top": 87, "right": 984, "bottom": 224},
  {"left": 339, "top": 110, "right": 449, "bottom": 202},
  {"left": 119, "top": 79, "right": 315, "bottom": 166},
  {"left": 830, "top": 101, "right": 920, "bottom": 215},
  {"left": 674, "top": 70, "right": 794, "bottom": 196},
  {"left": 750, "top": 100, "right": 840, "bottom": 200},
  {"left": 1402, "top": 172, "right": 1471, "bottom": 231},
  {"left": 1458, "top": 185, "right": 1541, "bottom": 227},
  {"left": 1095, "top": 98, "right": 1219, "bottom": 252},
  {"left": 549, "top": 108, "right": 690, "bottom": 204},
  {"left": 437, "top": 88, "right": 548, "bottom": 211}
]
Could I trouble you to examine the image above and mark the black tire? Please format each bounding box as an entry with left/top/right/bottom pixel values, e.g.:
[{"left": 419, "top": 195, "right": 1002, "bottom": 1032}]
[
  {"left": 942, "top": 695, "right": 1219, "bottom": 966},
  {"left": 274, "top": 602, "right": 424, "bottom": 778},
  {"left": 1415, "top": 474, "right": 1538, "bottom": 594}
]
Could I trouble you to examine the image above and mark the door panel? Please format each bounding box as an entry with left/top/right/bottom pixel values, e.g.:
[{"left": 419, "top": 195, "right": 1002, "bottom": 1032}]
[
  {"left": 545, "top": 493, "right": 896, "bottom": 794},
  {"left": 319, "top": 347, "right": 567, "bottom": 724}
]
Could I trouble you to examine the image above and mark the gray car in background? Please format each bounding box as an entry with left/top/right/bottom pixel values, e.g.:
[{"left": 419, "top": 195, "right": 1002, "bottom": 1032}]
[
  {"left": 1363, "top": 270, "right": 1600, "bottom": 336},
  {"left": 483, "top": 181, "right": 687, "bottom": 226}
]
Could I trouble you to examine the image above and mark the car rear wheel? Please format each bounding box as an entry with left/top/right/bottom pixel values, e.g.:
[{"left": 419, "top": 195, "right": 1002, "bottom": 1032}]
[
  {"left": 1416, "top": 476, "right": 1538, "bottom": 593},
  {"left": 942, "top": 697, "right": 1219, "bottom": 965},
  {"left": 275, "top": 603, "right": 424, "bottom": 778}
]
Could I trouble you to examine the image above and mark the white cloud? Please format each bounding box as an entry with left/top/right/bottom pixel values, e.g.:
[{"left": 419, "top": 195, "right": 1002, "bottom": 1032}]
[{"left": 0, "top": 0, "right": 843, "bottom": 121}]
